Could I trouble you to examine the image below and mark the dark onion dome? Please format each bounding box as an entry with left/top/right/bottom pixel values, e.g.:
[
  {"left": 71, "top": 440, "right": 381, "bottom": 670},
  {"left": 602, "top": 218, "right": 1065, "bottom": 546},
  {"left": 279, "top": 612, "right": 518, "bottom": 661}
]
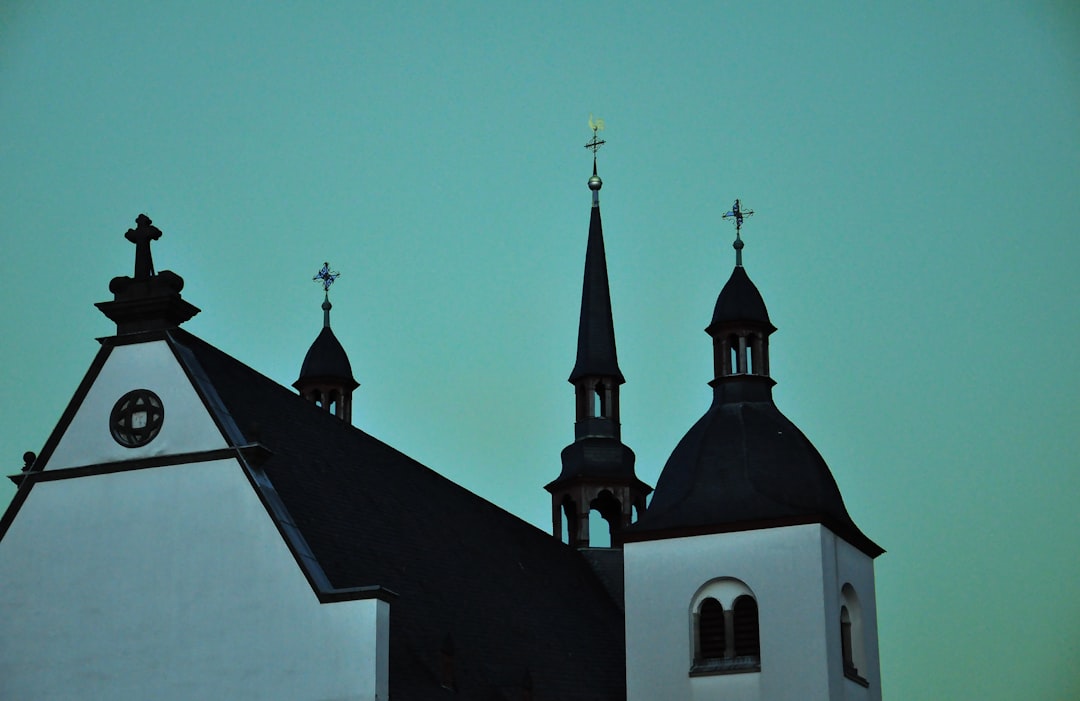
[
  {"left": 709, "top": 265, "right": 773, "bottom": 329},
  {"left": 625, "top": 261, "right": 881, "bottom": 557},
  {"left": 294, "top": 326, "right": 359, "bottom": 390},
  {"left": 626, "top": 396, "right": 882, "bottom": 556}
]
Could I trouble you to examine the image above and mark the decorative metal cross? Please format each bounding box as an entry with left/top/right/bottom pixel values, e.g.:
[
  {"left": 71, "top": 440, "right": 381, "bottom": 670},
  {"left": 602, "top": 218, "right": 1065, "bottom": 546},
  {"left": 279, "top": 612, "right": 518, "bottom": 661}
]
[
  {"left": 722, "top": 199, "right": 754, "bottom": 266},
  {"left": 124, "top": 213, "right": 162, "bottom": 280},
  {"left": 313, "top": 262, "right": 340, "bottom": 292},
  {"left": 585, "top": 114, "right": 606, "bottom": 156}
]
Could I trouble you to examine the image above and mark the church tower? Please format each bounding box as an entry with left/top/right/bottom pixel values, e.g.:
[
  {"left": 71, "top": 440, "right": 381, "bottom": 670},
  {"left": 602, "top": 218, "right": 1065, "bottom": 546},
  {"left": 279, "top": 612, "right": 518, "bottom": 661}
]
[
  {"left": 622, "top": 202, "right": 884, "bottom": 701},
  {"left": 545, "top": 130, "right": 651, "bottom": 548},
  {"left": 293, "top": 263, "right": 359, "bottom": 423}
]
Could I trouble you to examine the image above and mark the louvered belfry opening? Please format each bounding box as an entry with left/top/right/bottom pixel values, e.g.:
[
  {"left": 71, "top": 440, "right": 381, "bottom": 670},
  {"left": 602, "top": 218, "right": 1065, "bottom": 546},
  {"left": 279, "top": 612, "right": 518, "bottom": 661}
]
[
  {"left": 698, "top": 598, "right": 726, "bottom": 660},
  {"left": 732, "top": 595, "right": 760, "bottom": 659}
]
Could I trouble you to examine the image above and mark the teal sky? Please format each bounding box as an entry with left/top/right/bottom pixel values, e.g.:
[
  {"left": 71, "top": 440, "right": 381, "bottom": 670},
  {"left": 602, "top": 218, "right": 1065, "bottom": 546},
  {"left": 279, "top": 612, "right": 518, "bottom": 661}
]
[{"left": 2, "top": 3, "right": 1078, "bottom": 698}]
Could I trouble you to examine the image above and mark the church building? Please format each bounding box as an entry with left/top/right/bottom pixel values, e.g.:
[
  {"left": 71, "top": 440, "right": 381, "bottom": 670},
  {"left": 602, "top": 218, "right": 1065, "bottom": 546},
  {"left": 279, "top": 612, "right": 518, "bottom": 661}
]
[{"left": 0, "top": 145, "right": 883, "bottom": 700}]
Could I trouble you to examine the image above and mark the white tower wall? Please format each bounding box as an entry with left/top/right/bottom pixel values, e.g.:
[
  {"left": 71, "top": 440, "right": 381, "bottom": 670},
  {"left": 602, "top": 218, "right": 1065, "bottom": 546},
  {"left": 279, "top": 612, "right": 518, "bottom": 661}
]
[{"left": 625, "top": 523, "right": 880, "bottom": 701}]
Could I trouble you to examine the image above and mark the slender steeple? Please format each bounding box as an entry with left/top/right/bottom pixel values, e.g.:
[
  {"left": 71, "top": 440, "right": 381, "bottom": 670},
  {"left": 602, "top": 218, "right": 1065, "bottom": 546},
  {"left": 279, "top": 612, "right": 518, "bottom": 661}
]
[
  {"left": 294, "top": 262, "right": 359, "bottom": 423},
  {"left": 545, "top": 121, "right": 651, "bottom": 548}
]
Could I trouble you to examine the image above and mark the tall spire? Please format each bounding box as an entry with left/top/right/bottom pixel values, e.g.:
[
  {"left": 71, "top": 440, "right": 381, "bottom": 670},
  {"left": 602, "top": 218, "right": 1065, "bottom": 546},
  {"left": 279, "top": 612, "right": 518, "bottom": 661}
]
[
  {"left": 546, "top": 121, "right": 651, "bottom": 549},
  {"left": 294, "top": 261, "right": 358, "bottom": 423},
  {"left": 570, "top": 115, "right": 621, "bottom": 383}
]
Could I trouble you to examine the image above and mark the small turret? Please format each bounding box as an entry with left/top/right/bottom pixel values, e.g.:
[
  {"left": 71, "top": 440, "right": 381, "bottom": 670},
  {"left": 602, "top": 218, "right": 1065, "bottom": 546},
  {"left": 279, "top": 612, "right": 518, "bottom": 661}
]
[{"left": 293, "top": 262, "right": 359, "bottom": 423}]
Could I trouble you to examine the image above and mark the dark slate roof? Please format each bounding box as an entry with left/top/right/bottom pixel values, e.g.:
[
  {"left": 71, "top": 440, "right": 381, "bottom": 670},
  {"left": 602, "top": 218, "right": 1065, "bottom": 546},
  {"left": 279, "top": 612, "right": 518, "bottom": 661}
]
[
  {"left": 709, "top": 265, "right": 772, "bottom": 329},
  {"left": 569, "top": 204, "right": 624, "bottom": 383},
  {"left": 295, "top": 326, "right": 359, "bottom": 388},
  {"left": 169, "top": 329, "right": 626, "bottom": 701},
  {"left": 548, "top": 435, "right": 645, "bottom": 491},
  {"left": 625, "top": 387, "right": 882, "bottom": 557}
]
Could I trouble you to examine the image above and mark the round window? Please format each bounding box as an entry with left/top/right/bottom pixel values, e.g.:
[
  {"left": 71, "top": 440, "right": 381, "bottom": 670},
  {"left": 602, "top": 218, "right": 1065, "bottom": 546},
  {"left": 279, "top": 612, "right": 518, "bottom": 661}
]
[{"left": 109, "top": 389, "right": 164, "bottom": 448}]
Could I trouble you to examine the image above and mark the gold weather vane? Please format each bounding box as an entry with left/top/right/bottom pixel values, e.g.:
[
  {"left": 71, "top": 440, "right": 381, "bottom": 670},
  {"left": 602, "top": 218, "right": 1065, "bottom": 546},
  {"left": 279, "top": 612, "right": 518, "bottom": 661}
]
[
  {"left": 585, "top": 115, "right": 606, "bottom": 157},
  {"left": 722, "top": 199, "right": 755, "bottom": 267}
]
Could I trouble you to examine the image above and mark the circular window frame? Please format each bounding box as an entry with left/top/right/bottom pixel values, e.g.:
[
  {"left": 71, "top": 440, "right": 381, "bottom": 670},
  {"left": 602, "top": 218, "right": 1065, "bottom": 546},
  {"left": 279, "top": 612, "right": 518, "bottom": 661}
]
[{"left": 109, "top": 389, "right": 165, "bottom": 448}]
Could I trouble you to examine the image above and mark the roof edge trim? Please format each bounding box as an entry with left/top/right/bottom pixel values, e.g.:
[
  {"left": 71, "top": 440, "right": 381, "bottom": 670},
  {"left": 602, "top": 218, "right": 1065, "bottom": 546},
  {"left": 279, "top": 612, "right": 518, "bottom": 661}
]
[{"left": 623, "top": 514, "right": 885, "bottom": 558}]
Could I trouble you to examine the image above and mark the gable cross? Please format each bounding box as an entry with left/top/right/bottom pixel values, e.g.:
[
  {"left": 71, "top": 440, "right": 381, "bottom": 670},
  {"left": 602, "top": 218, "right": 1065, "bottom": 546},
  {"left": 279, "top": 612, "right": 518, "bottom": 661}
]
[{"left": 125, "top": 214, "right": 162, "bottom": 280}]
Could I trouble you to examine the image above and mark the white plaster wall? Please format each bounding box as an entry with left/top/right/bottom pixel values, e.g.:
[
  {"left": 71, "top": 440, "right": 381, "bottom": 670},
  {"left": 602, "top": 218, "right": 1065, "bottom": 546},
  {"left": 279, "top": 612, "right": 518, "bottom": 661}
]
[
  {"left": 0, "top": 459, "right": 389, "bottom": 701},
  {"left": 625, "top": 524, "right": 879, "bottom": 701},
  {"left": 828, "top": 531, "right": 882, "bottom": 701},
  {"left": 46, "top": 341, "right": 228, "bottom": 469}
]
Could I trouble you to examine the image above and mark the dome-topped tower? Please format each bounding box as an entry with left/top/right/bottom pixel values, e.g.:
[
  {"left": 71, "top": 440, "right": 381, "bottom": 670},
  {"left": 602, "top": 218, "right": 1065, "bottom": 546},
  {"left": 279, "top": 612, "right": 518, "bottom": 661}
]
[
  {"left": 623, "top": 202, "right": 883, "bottom": 701},
  {"left": 628, "top": 203, "right": 878, "bottom": 553},
  {"left": 293, "top": 263, "right": 359, "bottom": 423}
]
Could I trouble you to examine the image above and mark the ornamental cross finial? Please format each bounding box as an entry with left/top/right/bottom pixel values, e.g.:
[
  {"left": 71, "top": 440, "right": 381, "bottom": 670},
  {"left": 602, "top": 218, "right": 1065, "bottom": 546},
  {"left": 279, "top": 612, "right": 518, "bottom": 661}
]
[
  {"left": 124, "top": 213, "right": 162, "bottom": 280},
  {"left": 313, "top": 262, "right": 340, "bottom": 292},
  {"left": 722, "top": 199, "right": 755, "bottom": 267}
]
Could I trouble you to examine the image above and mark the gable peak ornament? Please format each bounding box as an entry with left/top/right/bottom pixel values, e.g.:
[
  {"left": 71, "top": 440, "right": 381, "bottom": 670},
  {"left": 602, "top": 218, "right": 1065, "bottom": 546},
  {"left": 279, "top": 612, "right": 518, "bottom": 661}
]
[{"left": 95, "top": 214, "right": 200, "bottom": 334}]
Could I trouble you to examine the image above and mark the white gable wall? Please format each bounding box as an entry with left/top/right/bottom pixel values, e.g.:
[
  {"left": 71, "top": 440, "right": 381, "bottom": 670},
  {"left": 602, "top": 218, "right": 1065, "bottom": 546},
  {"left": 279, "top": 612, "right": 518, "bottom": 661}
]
[
  {"left": 624, "top": 524, "right": 880, "bottom": 701},
  {"left": 46, "top": 340, "right": 228, "bottom": 470},
  {"left": 0, "top": 459, "right": 389, "bottom": 701}
]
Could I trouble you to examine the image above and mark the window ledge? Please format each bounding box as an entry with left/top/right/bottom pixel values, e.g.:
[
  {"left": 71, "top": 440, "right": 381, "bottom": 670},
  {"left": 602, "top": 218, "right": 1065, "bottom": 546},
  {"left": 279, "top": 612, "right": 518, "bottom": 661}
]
[
  {"left": 844, "top": 668, "right": 869, "bottom": 688},
  {"left": 690, "top": 656, "right": 761, "bottom": 676}
]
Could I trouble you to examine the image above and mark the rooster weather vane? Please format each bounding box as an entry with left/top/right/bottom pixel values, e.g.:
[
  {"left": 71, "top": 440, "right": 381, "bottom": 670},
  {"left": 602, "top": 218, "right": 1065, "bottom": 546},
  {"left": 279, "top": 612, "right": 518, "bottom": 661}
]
[{"left": 585, "top": 114, "right": 606, "bottom": 158}]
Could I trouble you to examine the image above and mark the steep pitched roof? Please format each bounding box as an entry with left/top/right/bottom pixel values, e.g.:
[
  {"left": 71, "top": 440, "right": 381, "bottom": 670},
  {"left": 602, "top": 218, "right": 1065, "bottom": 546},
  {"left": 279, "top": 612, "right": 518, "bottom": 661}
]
[{"left": 169, "top": 329, "right": 626, "bottom": 700}]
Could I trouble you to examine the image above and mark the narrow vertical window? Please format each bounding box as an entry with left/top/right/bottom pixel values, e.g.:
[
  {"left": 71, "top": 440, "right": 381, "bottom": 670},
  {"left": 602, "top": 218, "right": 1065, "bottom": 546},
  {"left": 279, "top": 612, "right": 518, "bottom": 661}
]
[
  {"left": 841, "top": 584, "right": 869, "bottom": 687},
  {"left": 732, "top": 595, "right": 760, "bottom": 659},
  {"left": 841, "top": 605, "right": 856, "bottom": 673},
  {"left": 698, "top": 598, "right": 726, "bottom": 660}
]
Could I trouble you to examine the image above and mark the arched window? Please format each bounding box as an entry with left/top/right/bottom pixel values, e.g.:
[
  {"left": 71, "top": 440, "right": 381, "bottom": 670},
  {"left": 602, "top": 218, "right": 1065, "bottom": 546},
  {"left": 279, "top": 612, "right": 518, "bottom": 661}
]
[
  {"left": 840, "top": 606, "right": 855, "bottom": 672},
  {"left": 698, "top": 599, "right": 726, "bottom": 660},
  {"left": 840, "top": 584, "right": 869, "bottom": 687},
  {"left": 594, "top": 382, "right": 607, "bottom": 418},
  {"left": 690, "top": 579, "right": 760, "bottom": 675},
  {"left": 732, "top": 595, "right": 760, "bottom": 659}
]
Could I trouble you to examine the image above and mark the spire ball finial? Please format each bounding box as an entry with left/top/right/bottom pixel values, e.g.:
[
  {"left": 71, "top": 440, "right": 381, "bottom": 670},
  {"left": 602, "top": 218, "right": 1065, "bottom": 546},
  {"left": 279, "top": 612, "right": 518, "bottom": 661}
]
[
  {"left": 312, "top": 262, "right": 340, "bottom": 328},
  {"left": 722, "top": 199, "right": 754, "bottom": 267},
  {"left": 585, "top": 116, "right": 607, "bottom": 202}
]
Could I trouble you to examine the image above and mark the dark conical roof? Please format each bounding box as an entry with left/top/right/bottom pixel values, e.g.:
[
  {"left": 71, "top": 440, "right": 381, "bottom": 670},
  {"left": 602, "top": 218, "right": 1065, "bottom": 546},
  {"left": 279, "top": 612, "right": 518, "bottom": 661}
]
[
  {"left": 626, "top": 397, "right": 881, "bottom": 556},
  {"left": 710, "top": 265, "right": 772, "bottom": 329},
  {"left": 295, "top": 326, "right": 358, "bottom": 388},
  {"left": 569, "top": 196, "right": 624, "bottom": 383}
]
